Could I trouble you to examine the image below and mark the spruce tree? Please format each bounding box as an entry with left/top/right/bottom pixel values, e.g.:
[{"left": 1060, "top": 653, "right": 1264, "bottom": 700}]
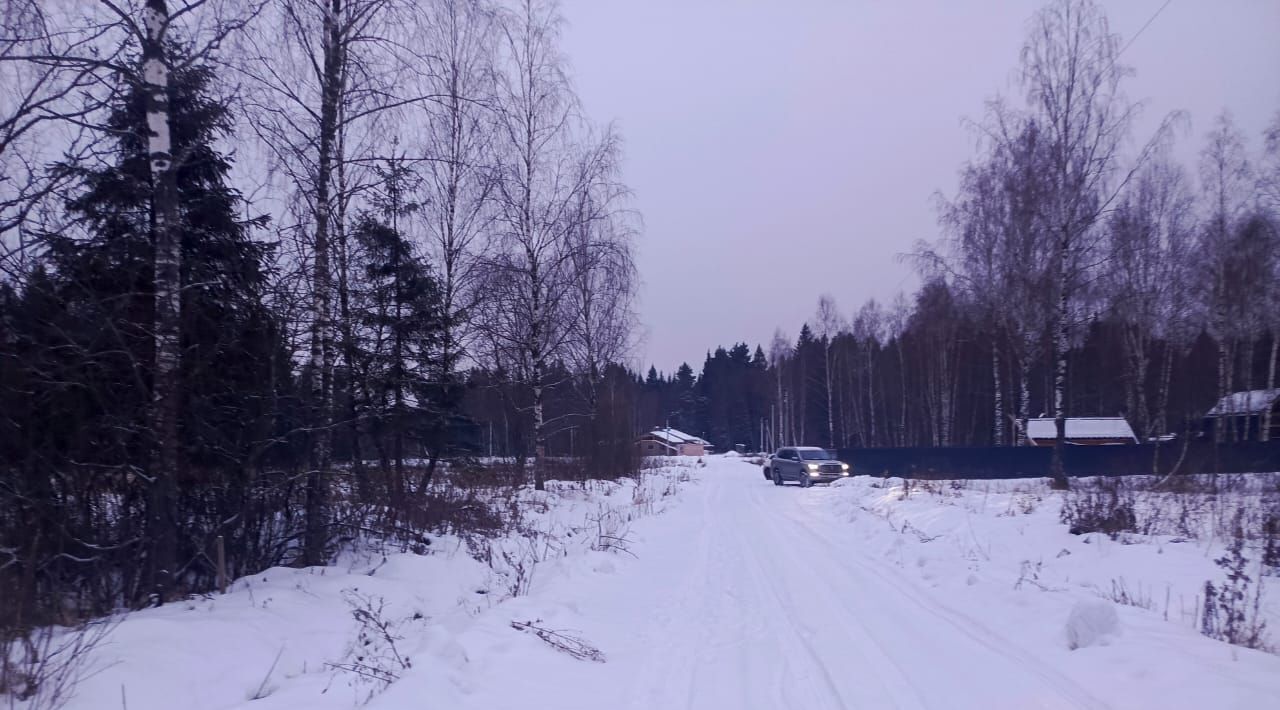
[{"left": 20, "top": 57, "right": 288, "bottom": 605}]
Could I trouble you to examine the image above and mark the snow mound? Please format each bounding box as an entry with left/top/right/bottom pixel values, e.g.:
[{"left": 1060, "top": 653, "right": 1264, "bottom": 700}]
[{"left": 1065, "top": 599, "right": 1120, "bottom": 650}]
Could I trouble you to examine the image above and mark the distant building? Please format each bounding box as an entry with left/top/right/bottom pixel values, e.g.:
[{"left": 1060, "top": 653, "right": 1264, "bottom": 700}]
[
  {"left": 1023, "top": 417, "right": 1138, "bottom": 446},
  {"left": 1202, "top": 389, "right": 1280, "bottom": 441},
  {"left": 636, "top": 427, "right": 711, "bottom": 456}
]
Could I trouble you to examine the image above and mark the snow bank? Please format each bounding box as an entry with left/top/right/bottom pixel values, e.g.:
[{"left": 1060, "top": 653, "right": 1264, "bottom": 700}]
[
  {"left": 817, "top": 474, "right": 1280, "bottom": 707},
  {"left": 1065, "top": 599, "right": 1120, "bottom": 650},
  {"left": 28, "top": 463, "right": 700, "bottom": 710}
]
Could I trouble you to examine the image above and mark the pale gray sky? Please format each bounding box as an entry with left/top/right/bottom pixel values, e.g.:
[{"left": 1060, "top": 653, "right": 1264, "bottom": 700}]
[{"left": 558, "top": 0, "right": 1280, "bottom": 374}]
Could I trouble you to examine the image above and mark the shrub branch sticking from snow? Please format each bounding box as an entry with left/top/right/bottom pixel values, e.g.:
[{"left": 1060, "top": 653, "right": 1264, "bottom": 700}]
[
  {"left": 0, "top": 617, "right": 116, "bottom": 710},
  {"left": 470, "top": 467, "right": 694, "bottom": 604},
  {"left": 510, "top": 620, "right": 605, "bottom": 663},
  {"left": 324, "top": 589, "right": 421, "bottom": 703}
]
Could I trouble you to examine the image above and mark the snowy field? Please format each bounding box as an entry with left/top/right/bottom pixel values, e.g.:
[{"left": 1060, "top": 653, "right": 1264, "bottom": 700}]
[{"left": 36, "top": 456, "right": 1280, "bottom": 710}]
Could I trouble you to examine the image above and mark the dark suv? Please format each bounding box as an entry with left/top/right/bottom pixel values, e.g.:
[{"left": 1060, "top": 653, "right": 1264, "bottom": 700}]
[{"left": 762, "top": 447, "right": 850, "bottom": 486}]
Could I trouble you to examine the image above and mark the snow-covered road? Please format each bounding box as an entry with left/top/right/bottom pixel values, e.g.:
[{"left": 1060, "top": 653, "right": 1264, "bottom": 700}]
[
  {"left": 613, "top": 459, "right": 1107, "bottom": 710},
  {"left": 422, "top": 457, "right": 1121, "bottom": 710},
  {"left": 61, "top": 456, "right": 1280, "bottom": 710}
]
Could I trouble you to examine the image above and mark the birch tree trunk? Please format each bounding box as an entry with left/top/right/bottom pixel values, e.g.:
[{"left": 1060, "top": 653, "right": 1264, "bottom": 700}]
[
  {"left": 304, "top": 0, "right": 344, "bottom": 567},
  {"left": 529, "top": 255, "right": 546, "bottom": 490},
  {"left": 1224, "top": 341, "right": 1236, "bottom": 443},
  {"left": 775, "top": 362, "right": 785, "bottom": 448},
  {"left": 992, "top": 343, "right": 1004, "bottom": 446},
  {"left": 865, "top": 348, "right": 877, "bottom": 446},
  {"left": 1122, "top": 322, "right": 1150, "bottom": 440},
  {"left": 334, "top": 118, "right": 367, "bottom": 498},
  {"left": 1153, "top": 343, "right": 1175, "bottom": 474},
  {"left": 142, "top": 0, "right": 180, "bottom": 603},
  {"left": 848, "top": 357, "right": 865, "bottom": 446},
  {"left": 896, "top": 342, "right": 907, "bottom": 446},
  {"left": 943, "top": 348, "right": 957, "bottom": 446},
  {"left": 391, "top": 193, "right": 405, "bottom": 490},
  {"left": 1264, "top": 335, "right": 1278, "bottom": 442},
  {"left": 825, "top": 343, "right": 835, "bottom": 448},
  {"left": 1050, "top": 233, "right": 1070, "bottom": 487},
  {"left": 1016, "top": 349, "right": 1032, "bottom": 445},
  {"left": 1213, "top": 335, "right": 1227, "bottom": 444}
]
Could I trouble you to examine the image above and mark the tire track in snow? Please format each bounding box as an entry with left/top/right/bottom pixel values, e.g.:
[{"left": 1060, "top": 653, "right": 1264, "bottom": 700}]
[
  {"left": 726, "top": 494, "right": 856, "bottom": 710},
  {"left": 622, "top": 472, "right": 718, "bottom": 709},
  {"left": 768, "top": 481, "right": 1113, "bottom": 710},
  {"left": 741, "top": 483, "right": 928, "bottom": 709},
  {"left": 623, "top": 468, "right": 793, "bottom": 709}
]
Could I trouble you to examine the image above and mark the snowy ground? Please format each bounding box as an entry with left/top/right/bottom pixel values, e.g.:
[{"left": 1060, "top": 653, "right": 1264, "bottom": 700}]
[{"left": 43, "top": 457, "right": 1280, "bottom": 710}]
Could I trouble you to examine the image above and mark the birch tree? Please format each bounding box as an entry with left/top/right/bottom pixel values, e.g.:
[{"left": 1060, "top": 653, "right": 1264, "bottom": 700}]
[
  {"left": 936, "top": 119, "right": 1052, "bottom": 446},
  {"left": 1014, "top": 0, "right": 1165, "bottom": 482},
  {"left": 768, "top": 328, "right": 791, "bottom": 448},
  {"left": 885, "top": 295, "right": 909, "bottom": 446},
  {"left": 1104, "top": 148, "right": 1195, "bottom": 444},
  {"left": 485, "top": 0, "right": 602, "bottom": 489},
  {"left": 1198, "top": 112, "right": 1254, "bottom": 443},
  {"left": 414, "top": 0, "right": 498, "bottom": 411},
  {"left": 1258, "top": 112, "right": 1280, "bottom": 441},
  {"left": 936, "top": 159, "right": 1008, "bottom": 445},
  {"left": 564, "top": 151, "right": 636, "bottom": 420},
  {"left": 136, "top": 0, "right": 185, "bottom": 601},
  {"left": 238, "top": 0, "right": 420, "bottom": 563},
  {"left": 851, "top": 299, "right": 886, "bottom": 446},
  {"left": 814, "top": 294, "right": 842, "bottom": 448}
]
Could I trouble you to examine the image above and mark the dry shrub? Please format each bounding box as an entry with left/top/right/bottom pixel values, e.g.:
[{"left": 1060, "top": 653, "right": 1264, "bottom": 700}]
[
  {"left": 1060, "top": 478, "right": 1136, "bottom": 538},
  {"left": 1, "top": 618, "right": 116, "bottom": 709},
  {"left": 1201, "top": 513, "right": 1270, "bottom": 652}
]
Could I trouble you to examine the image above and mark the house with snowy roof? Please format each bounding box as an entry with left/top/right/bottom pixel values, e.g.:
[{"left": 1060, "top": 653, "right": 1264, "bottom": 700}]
[
  {"left": 1202, "top": 389, "right": 1280, "bottom": 442},
  {"left": 636, "top": 427, "right": 711, "bottom": 456},
  {"left": 1023, "top": 417, "right": 1138, "bottom": 446}
]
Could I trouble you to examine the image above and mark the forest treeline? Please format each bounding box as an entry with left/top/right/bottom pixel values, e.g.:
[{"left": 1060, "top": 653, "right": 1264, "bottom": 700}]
[{"left": 626, "top": 2, "right": 1280, "bottom": 461}]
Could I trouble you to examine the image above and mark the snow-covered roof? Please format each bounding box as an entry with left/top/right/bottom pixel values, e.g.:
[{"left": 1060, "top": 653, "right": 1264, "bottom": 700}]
[
  {"left": 644, "top": 428, "right": 710, "bottom": 446},
  {"left": 1205, "top": 389, "right": 1280, "bottom": 417},
  {"left": 1025, "top": 417, "right": 1137, "bottom": 443}
]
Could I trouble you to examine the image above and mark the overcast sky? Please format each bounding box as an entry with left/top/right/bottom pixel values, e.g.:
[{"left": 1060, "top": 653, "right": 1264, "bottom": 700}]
[{"left": 557, "top": 0, "right": 1280, "bottom": 374}]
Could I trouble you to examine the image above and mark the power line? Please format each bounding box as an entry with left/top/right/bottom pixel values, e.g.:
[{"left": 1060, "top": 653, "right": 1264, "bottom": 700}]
[{"left": 1118, "top": 0, "right": 1174, "bottom": 58}]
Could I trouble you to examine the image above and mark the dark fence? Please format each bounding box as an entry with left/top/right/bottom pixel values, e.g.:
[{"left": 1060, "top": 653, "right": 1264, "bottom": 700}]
[{"left": 838, "top": 440, "right": 1280, "bottom": 480}]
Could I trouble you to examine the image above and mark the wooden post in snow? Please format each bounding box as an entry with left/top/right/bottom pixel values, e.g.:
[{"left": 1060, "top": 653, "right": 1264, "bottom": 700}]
[{"left": 216, "top": 535, "right": 227, "bottom": 594}]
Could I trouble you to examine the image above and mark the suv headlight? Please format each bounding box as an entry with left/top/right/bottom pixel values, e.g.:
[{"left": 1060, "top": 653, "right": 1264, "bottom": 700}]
[
  {"left": 841, "top": 462, "right": 849, "bottom": 470},
  {"left": 806, "top": 463, "right": 819, "bottom": 471}
]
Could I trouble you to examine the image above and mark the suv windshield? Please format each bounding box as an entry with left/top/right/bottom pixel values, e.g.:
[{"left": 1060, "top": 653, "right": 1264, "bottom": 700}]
[{"left": 798, "top": 449, "right": 833, "bottom": 461}]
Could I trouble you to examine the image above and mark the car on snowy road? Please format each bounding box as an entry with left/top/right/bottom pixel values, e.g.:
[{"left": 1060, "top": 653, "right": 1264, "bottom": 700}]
[{"left": 762, "top": 447, "right": 850, "bottom": 486}]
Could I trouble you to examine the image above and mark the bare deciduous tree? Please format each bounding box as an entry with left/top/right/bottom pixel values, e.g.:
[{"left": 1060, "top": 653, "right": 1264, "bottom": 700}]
[
  {"left": 767, "top": 328, "right": 791, "bottom": 448},
  {"left": 935, "top": 117, "right": 1053, "bottom": 446},
  {"left": 564, "top": 152, "right": 636, "bottom": 413},
  {"left": 414, "top": 0, "right": 499, "bottom": 410},
  {"left": 1198, "top": 111, "right": 1255, "bottom": 443},
  {"left": 1104, "top": 146, "right": 1195, "bottom": 449},
  {"left": 237, "top": 0, "right": 424, "bottom": 563},
  {"left": 1260, "top": 113, "right": 1280, "bottom": 441},
  {"left": 814, "top": 294, "right": 842, "bottom": 449},
  {"left": 1012, "top": 0, "right": 1173, "bottom": 481},
  {"left": 0, "top": 1, "right": 120, "bottom": 274},
  {"left": 483, "top": 0, "right": 622, "bottom": 489}
]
